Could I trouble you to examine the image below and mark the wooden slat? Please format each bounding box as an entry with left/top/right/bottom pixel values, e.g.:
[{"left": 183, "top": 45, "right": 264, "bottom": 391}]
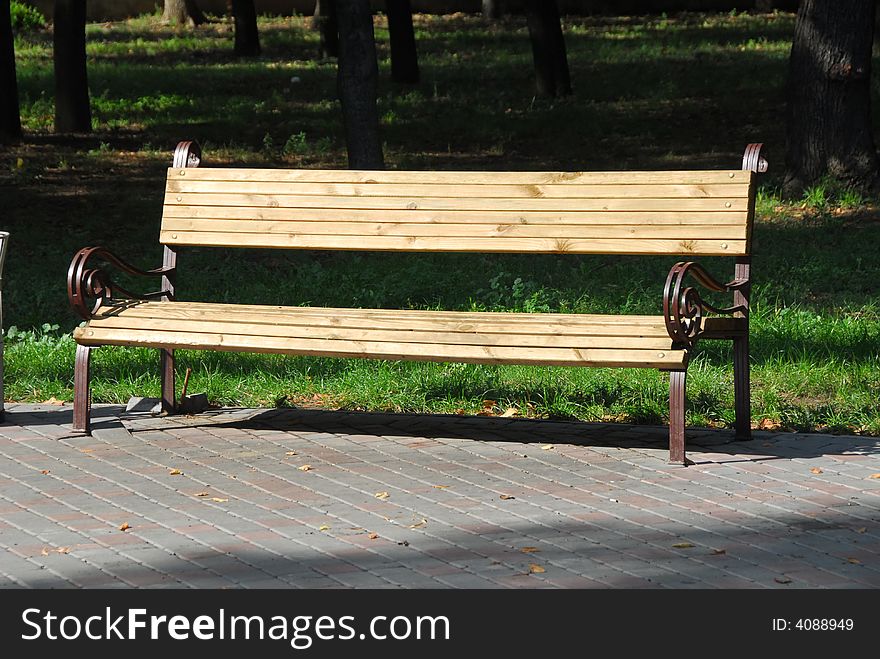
[
  {"left": 167, "top": 180, "right": 751, "bottom": 199},
  {"left": 164, "top": 193, "right": 749, "bottom": 212},
  {"left": 170, "top": 167, "right": 753, "bottom": 186},
  {"left": 162, "top": 205, "right": 749, "bottom": 225},
  {"left": 160, "top": 218, "right": 747, "bottom": 240},
  {"left": 75, "top": 326, "right": 686, "bottom": 369},
  {"left": 159, "top": 231, "right": 746, "bottom": 255},
  {"left": 85, "top": 315, "right": 675, "bottom": 350},
  {"left": 99, "top": 302, "right": 673, "bottom": 334}
]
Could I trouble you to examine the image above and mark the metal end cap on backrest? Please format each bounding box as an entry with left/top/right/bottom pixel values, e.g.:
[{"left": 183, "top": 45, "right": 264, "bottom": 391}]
[
  {"left": 173, "top": 141, "right": 202, "bottom": 169},
  {"left": 742, "top": 143, "right": 768, "bottom": 173}
]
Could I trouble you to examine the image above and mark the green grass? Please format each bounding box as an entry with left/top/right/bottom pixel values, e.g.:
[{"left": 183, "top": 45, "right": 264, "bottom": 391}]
[{"left": 3, "top": 11, "right": 880, "bottom": 434}]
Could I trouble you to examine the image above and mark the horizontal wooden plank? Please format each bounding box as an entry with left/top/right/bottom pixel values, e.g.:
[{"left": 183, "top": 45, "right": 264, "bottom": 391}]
[
  {"left": 159, "top": 230, "right": 747, "bottom": 255},
  {"left": 166, "top": 180, "right": 751, "bottom": 200},
  {"left": 75, "top": 326, "right": 687, "bottom": 369},
  {"left": 170, "top": 167, "right": 753, "bottom": 186},
  {"left": 85, "top": 315, "right": 675, "bottom": 350},
  {"left": 160, "top": 218, "right": 748, "bottom": 241},
  {"left": 100, "top": 302, "right": 674, "bottom": 334},
  {"left": 161, "top": 205, "right": 750, "bottom": 225},
  {"left": 164, "top": 193, "right": 750, "bottom": 213}
]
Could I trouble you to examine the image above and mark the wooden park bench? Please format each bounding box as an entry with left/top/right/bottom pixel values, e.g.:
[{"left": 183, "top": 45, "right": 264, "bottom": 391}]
[{"left": 67, "top": 141, "right": 766, "bottom": 464}]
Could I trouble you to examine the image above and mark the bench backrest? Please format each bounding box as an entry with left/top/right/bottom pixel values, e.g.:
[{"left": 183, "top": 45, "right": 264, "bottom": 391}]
[{"left": 161, "top": 168, "right": 755, "bottom": 256}]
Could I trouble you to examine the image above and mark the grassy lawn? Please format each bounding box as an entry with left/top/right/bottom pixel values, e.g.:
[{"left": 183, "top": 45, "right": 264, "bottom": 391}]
[{"left": 2, "top": 11, "right": 879, "bottom": 434}]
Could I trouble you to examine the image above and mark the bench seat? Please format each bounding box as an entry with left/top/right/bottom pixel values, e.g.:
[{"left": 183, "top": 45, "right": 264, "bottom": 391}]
[{"left": 74, "top": 301, "right": 689, "bottom": 369}]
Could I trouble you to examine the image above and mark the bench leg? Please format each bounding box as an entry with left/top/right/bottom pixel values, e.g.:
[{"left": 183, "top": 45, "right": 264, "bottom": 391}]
[
  {"left": 161, "top": 348, "right": 176, "bottom": 414},
  {"left": 669, "top": 369, "right": 688, "bottom": 465},
  {"left": 73, "top": 345, "right": 92, "bottom": 434},
  {"left": 733, "top": 335, "right": 751, "bottom": 440}
]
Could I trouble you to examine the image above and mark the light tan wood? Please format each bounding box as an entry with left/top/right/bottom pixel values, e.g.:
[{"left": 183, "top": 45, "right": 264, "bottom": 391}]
[
  {"left": 167, "top": 180, "right": 751, "bottom": 200},
  {"left": 170, "top": 167, "right": 753, "bottom": 186},
  {"left": 75, "top": 326, "right": 687, "bottom": 369},
  {"left": 162, "top": 205, "right": 749, "bottom": 225},
  {"left": 164, "top": 192, "right": 750, "bottom": 212},
  {"left": 159, "top": 230, "right": 746, "bottom": 255},
  {"left": 160, "top": 218, "right": 748, "bottom": 241},
  {"left": 85, "top": 315, "right": 675, "bottom": 350}
]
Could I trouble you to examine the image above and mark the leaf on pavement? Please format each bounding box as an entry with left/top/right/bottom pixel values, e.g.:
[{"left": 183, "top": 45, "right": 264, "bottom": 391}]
[
  {"left": 298, "top": 464, "right": 312, "bottom": 471},
  {"left": 810, "top": 467, "right": 823, "bottom": 474},
  {"left": 870, "top": 473, "right": 880, "bottom": 479},
  {"left": 541, "top": 444, "right": 554, "bottom": 450},
  {"left": 521, "top": 547, "right": 540, "bottom": 554},
  {"left": 855, "top": 527, "right": 867, "bottom": 534},
  {"left": 774, "top": 576, "right": 792, "bottom": 584},
  {"left": 210, "top": 497, "right": 229, "bottom": 503},
  {"left": 528, "top": 564, "right": 545, "bottom": 574},
  {"left": 501, "top": 407, "right": 517, "bottom": 418},
  {"left": 41, "top": 397, "right": 64, "bottom": 406},
  {"left": 710, "top": 549, "right": 727, "bottom": 556},
  {"left": 169, "top": 468, "right": 182, "bottom": 475},
  {"left": 319, "top": 524, "right": 330, "bottom": 532},
  {"left": 499, "top": 494, "right": 515, "bottom": 500},
  {"left": 40, "top": 547, "right": 49, "bottom": 556},
  {"left": 40, "top": 469, "right": 50, "bottom": 475},
  {"left": 374, "top": 491, "right": 390, "bottom": 500},
  {"left": 409, "top": 519, "right": 428, "bottom": 529},
  {"left": 672, "top": 542, "right": 695, "bottom": 549},
  {"left": 119, "top": 523, "right": 131, "bottom": 532},
  {"left": 368, "top": 533, "right": 379, "bottom": 540},
  {"left": 432, "top": 485, "right": 449, "bottom": 489},
  {"left": 847, "top": 558, "right": 861, "bottom": 565},
  {"left": 194, "top": 492, "right": 210, "bottom": 497},
  {"left": 55, "top": 547, "right": 70, "bottom": 554}
]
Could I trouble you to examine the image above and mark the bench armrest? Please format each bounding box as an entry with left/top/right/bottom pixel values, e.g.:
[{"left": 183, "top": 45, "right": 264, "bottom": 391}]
[
  {"left": 67, "top": 246, "right": 174, "bottom": 320},
  {"left": 663, "top": 261, "right": 748, "bottom": 347}
]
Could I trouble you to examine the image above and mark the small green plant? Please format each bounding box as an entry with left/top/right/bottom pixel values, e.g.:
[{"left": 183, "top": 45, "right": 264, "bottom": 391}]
[
  {"left": 10, "top": 1, "right": 46, "bottom": 33},
  {"left": 282, "top": 131, "right": 309, "bottom": 156},
  {"left": 4, "top": 323, "right": 62, "bottom": 345},
  {"left": 801, "top": 184, "right": 827, "bottom": 209}
]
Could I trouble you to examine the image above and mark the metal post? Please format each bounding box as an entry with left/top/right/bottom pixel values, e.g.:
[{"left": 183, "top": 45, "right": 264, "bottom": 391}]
[{"left": 0, "top": 232, "right": 8, "bottom": 422}]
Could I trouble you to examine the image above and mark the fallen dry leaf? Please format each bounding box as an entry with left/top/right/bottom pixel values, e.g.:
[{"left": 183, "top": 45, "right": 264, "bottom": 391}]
[
  {"left": 368, "top": 533, "right": 379, "bottom": 540},
  {"left": 40, "top": 547, "right": 49, "bottom": 556},
  {"left": 500, "top": 407, "right": 517, "bottom": 418},
  {"left": 774, "top": 576, "right": 792, "bottom": 584},
  {"left": 521, "top": 547, "right": 540, "bottom": 554},
  {"left": 711, "top": 549, "right": 727, "bottom": 556},
  {"left": 847, "top": 558, "right": 861, "bottom": 565},
  {"left": 870, "top": 473, "right": 880, "bottom": 479},
  {"left": 55, "top": 547, "right": 70, "bottom": 554},
  {"left": 432, "top": 485, "right": 449, "bottom": 490},
  {"left": 119, "top": 523, "right": 131, "bottom": 532},
  {"left": 757, "top": 418, "right": 781, "bottom": 431},
  {"left": 40, "top": 469, "right": 50, "bottom": 475},
  {"left": 482, "top": 399, "right": 497, "bottom": 410},
  {"left": 528, "top": 564, "right": 545, "bottom": 574},
  {"left": 409, "top": 518, "right": 428, "bottom": 529},
  {"left": 672, "top": 542, "right": 695, "bottom": 549},
  {"left": 285, "top": 451, "right": 297, "bottom": 456},
  {"left": 319, "top": 524, "right": 330, "bottom": 532},
  {"left": 810, "top": 467, "right": 823, "bottom": 475},
  {"left": 210, "top": 497, "right": 229, "bottom": 503},
  {"left": 298, "top": 464, "right": 312, "bottom": 472},
  {"left": 499, "top": 494, "right": 515, "bottom": 500},
  {"left": 541, "top": 444, "right": 554, "bottom": 450},
  {"left": 374, "top": 491, "right": 390, "bottom": 500},
  {"left": 855, "top": 527, "right": 867, "bottom": 534},
  {"left": 194, "top": 492, "right": 210, "bottom": 497},
  {"left": 41, "top": 397, "right": 64, "bottom": 406}
]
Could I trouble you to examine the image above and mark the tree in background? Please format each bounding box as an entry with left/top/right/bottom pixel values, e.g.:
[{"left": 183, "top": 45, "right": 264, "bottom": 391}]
[
  {"left": 231, "top": 0, "right": 260, "bottom": 56},
  {"left": 162, "top": 0, "right": 206, "bottom": 27},
  {"left": 482, "top": 0, "right": 503, "bottom": 20},
  {"left": 785, "top": 0, "right": 878, "bottom": 194},
  {"left": 312, "top": 0, "right": 339, "bottom": 59},
  {"left": 336, "top": 0, "right": 383, "bottom": 169},
  {"left": 54, "top": 0, "right": 91, "bottom": 133},
  {"left": 386, "top": 0, "right": 419, "bottom": 84},
  {"left": 1, "top": 0, "right": 21, "bottom": 143},
  {"left": 524, "top": 0, "right": 571, "bottom": 98}
]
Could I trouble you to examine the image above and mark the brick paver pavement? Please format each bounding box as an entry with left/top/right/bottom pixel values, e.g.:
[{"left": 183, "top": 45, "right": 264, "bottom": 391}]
[{"left": 1, "top": 403, "right": 878, "bottom": 588}]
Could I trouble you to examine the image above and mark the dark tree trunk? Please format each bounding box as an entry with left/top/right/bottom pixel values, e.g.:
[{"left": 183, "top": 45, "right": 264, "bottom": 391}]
[
  {"left": 231, "top": 0, "right": 260, "bottom": 56},
  {"left": 524, "top": 0, "right": 571, "bottom": 98},
  {"left": 785, "top": 0, "right": 879, "bottom": 194},
  {"left": 386, "top": 0, "right": 419, "bottom": 84},
  {"left": 54, "top": 0, "right": 91, "bottom": 133},
  {"left": 162, "top": 0, "right": 206, "bottom": 27},
  {"left": 0, "top": 0, "right": 21, "bottom": 144},
  {"left": 313, "top": 0, "right": 339, "bottom": 59},
  {"left": 482, "top": 0, "right": 503, "bottom": 20},
  {"left": 336, "top": 0, "right": 384, "bottom": 169}
]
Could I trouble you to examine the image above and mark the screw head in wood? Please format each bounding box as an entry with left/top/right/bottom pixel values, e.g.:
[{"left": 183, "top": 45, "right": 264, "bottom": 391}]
[
  {"left": 725, "top": 202, "right": 732, "bottom": 208},
  {"left": 179, "top": 170, "right": 186, "bottom": 176}
]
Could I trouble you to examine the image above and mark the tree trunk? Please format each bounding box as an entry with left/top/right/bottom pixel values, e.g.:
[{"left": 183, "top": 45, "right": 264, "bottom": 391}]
[
  {"left": 482, "top": 0, "right": 503, "bottom": 20},
  {"left": 162, "top": 0, "right": 206, "bottom": 27},
  {"left": 0, "top": 0, "right": 21, "bottom": 144},
  {"left": 231, "top": 0, "right": 260, "bottom": 56},
  {"left": 386, "top": 0, "right": 419, "bottom": 84},
  {"left": 524, "top": 0, "right": 571, "bottom": 98},
  {"left": 785, "top": 0, "right": 879, "bottom": 194},
  {"left": 313, "top": 0, "right": 339, "bottom": 59},
  {"left": 54, "top": 0, "right": 91, "bottom": 133},
  {"left": 336, "top": 0, "right": 384, "bottom": 169}
]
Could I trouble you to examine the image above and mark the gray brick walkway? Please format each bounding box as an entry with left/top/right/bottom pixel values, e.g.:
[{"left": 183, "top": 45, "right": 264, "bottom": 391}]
[{"left": 1, "top": 403, "right": 878, "bottom": 588}]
